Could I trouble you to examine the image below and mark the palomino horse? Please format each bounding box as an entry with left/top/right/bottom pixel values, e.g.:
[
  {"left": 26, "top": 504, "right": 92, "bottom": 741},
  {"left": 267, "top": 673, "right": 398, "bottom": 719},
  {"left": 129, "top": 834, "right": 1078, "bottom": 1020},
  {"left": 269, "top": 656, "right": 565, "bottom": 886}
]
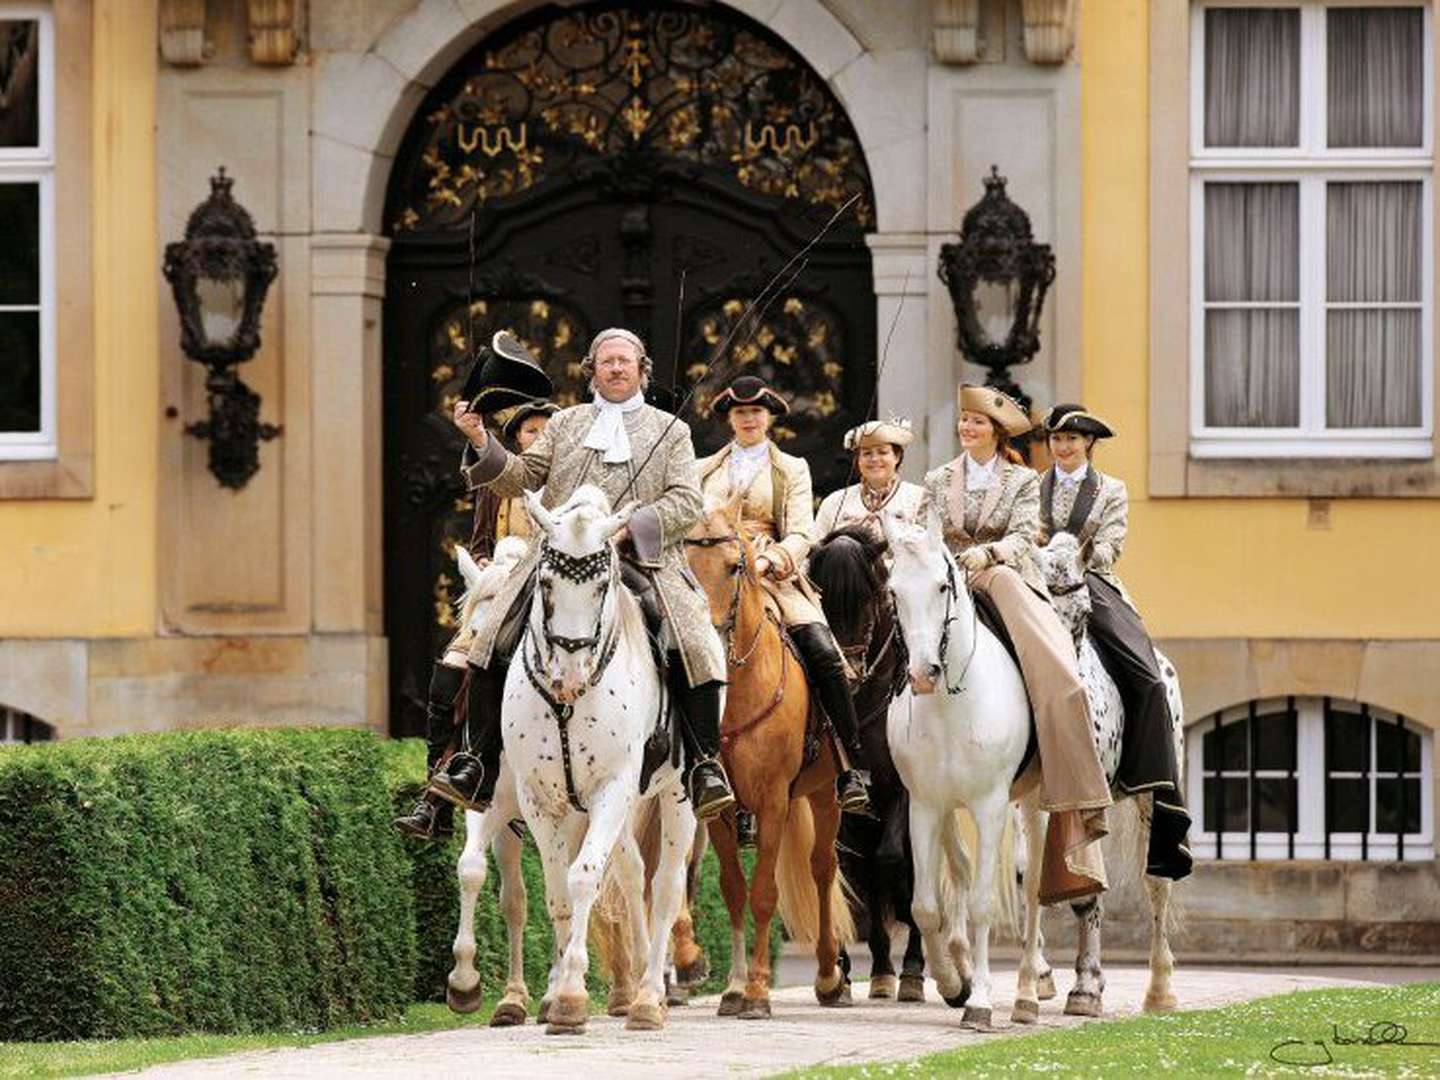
[
  {"left": 882, "top": 514, "right": 1044, "bottom": 1028},
  {"left": 503, "top": 486, "right": 698, "bottom": 1034},
  {"left": 807, "top": 526, "right": 927, "bottom": 1003},
  {"left": 1032, "top": 532, "right": 1184, "bottom": 1017},
  {"left": 685, "top": 497, "right": 853, "bottom": 1019}
]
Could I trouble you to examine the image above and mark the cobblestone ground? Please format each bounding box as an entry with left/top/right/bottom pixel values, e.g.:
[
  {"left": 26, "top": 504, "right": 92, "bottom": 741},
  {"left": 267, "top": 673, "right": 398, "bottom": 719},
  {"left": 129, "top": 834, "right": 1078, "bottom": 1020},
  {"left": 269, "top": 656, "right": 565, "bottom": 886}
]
[{"left": 107, "top": 965, "right": 1392, "bottom": 1079}]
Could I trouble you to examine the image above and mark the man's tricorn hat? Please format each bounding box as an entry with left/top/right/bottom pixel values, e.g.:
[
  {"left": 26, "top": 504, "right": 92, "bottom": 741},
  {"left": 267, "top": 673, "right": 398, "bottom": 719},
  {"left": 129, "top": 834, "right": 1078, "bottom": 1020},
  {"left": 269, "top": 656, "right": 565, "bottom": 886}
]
[
  {"left": 1041, "top": 403, "right": 1115, "bottom": 439},
  {"left": 461, "top": 330, "right": 554, "bottom": 414},
  {"left": 711, "top": 375, "right": 789, "bottom": 416}
]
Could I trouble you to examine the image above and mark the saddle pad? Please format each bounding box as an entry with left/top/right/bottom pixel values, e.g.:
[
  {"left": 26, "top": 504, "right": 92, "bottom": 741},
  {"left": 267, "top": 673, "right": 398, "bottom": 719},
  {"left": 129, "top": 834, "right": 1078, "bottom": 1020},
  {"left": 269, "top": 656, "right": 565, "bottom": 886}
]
[{"left": 972, "top": 590, "right": 1039, "bottom": 782}]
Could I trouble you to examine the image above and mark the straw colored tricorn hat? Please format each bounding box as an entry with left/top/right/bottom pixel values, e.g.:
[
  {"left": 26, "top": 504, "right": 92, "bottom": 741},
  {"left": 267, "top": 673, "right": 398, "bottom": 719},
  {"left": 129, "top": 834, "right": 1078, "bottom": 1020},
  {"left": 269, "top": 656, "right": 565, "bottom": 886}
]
[
  {"left": 957, "top": 384, "right": 1031, "bottom": 437},
  {"left": 843, "top": 417, "right": 914, "bottom": 451}
]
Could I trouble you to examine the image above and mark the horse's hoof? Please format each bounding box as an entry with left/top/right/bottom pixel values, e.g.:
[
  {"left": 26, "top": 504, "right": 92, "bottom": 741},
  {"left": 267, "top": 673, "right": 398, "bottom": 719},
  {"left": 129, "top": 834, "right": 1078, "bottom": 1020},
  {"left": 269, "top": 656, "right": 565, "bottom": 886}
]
[
  {"left": 1036, "top": 971, "right": 1057, "bottom": 1000},
  {"left": 1064, "top": 990, "right": 1102, "bottom": 1018},
  {"left": 897, "top": 974, "right": 926, "bottom": 1003},
  {"left": 737, "top": 996, "right": 772, "bottom": 1020},
  {"left": 666, "top": 984, "right": 690, "bottom": 1007},
  {"left": 816, "top": 978, "right": 852, "bottom": 1008},
  {"left": 446, "top": 982, "right": 483, "bottom": 1015},
  {"left": 962, "top": 1005, "right": 993, "bottom": 1029},
  {"left": 625, "top": 1001, "right": 665, "bottom": 1031},
  {"left": 607, "top": 986, "right": 634, "bottom": 1017},
  {"left": 544, "top": 994, "right": 588, "bottom": 1034},
  {"left": 1143, "top": 991, "right": 1178, "bottom": 1014},
  {"left": 1011, "top": 998, "right": 1040, "bottom": 1025},
  {"left": 676, "top": 953, "right": 710, "bottom": 988},
  {"left": 489, "top": 999, "right": 528, "bottom": 1027},
  {"left": 869, "top": 974, "right": 897, "bottom": 1000},
  {"left": 717, "top": 990, "right": 745, "bottom": 1017},
  {"left": 942, "top": 979, "right": 972, "bottom": 1009},
  {"left": 537, "top": 998, "right": 551, "bottom": 1024}
]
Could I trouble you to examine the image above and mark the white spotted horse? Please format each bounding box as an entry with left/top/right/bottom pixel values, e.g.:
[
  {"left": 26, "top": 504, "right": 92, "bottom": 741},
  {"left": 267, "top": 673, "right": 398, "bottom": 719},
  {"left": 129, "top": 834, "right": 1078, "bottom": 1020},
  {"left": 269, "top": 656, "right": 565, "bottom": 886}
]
[
  {"left": 1033, "top": 532, "right": 1186, "bottom": 1018},
  {"left": 807, "top": 525, "right": 927, "bottom": 1003}
]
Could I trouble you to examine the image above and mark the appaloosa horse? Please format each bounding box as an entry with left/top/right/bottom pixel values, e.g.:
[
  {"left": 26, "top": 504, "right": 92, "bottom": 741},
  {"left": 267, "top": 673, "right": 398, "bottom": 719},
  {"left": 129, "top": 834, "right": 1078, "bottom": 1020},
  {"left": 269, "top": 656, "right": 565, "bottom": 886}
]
[
  {"left": 686, "top": 496, "right": 853, "bottom": 1019},
  {"left": 807, "top": 525, "right": 927, "bottom": 1003}
]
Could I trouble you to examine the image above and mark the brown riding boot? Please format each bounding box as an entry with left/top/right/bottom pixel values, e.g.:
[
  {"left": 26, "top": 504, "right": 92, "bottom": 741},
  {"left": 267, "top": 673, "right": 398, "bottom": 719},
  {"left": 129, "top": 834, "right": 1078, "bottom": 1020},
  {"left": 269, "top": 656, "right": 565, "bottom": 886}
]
[{"left": 1038, "top": 810, "right": 1107, "bottom": 906}]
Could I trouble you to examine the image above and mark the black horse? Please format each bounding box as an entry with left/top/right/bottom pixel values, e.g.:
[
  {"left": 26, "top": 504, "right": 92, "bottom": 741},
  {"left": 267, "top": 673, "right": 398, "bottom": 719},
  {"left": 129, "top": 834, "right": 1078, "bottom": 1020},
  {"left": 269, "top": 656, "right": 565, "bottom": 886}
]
[{"left": 808, "top": 525, "right": 925, "bottom": 1001}]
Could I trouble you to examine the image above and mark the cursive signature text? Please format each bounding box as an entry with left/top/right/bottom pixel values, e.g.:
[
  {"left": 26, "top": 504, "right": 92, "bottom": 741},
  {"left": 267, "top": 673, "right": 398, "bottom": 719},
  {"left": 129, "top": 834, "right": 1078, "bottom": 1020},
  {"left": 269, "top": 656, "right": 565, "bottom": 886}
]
[{"left": 1270, "top": 1021, "right": 1440, "bottom": 1067}]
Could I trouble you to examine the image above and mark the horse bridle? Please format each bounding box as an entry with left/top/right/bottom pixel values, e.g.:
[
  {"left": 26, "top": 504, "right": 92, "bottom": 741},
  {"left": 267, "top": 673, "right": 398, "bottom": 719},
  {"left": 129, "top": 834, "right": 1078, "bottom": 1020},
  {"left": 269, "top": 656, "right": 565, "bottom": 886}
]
[
  {"left": 684, "top": 533, "right": 767, "bottom": 667},
  {"left": 891, "top": 553, "right": 977, "bottom": 696}
]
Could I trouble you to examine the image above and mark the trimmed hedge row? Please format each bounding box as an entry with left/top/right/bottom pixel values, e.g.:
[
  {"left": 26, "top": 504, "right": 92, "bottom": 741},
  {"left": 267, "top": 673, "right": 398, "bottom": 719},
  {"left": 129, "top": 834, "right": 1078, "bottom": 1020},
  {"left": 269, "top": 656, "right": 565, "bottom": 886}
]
[
  {"left": 0, "top": 729, "right": 778, "bottom": 1041},
  {"left": 0, "top": 729, "right": 415, "bottom": 1042}
]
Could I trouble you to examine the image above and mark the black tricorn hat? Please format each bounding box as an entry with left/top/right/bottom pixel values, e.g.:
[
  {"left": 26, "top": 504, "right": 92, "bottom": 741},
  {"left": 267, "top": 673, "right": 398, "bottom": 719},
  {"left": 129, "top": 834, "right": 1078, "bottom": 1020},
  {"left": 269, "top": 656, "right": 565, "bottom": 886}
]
[
  {"left": 1042, "top": 403, "right": 1115, "bottom": 439},
  {"left": 461, "top": 330, "right": 554, "bottom": 414},
  {"left": 500, "top": 399, "right": 559, "bottom": 442},
  {"left": 711, "top": 375, "right": 789, "bottom": 416}
]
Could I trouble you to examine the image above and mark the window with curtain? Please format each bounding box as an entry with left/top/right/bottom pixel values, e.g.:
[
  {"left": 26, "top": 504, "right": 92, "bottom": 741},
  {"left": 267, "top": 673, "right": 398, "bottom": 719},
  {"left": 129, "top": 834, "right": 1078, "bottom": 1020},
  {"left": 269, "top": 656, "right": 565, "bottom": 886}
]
[
  {"left": 0, "top": 8, "right": 53, "bottom": 460},
  {"left": 1186, "top": 696, "right": 1434, "bottom": 862},
  {"left": 1191, "top": 3, "right": 1433, "bottom": 458}
]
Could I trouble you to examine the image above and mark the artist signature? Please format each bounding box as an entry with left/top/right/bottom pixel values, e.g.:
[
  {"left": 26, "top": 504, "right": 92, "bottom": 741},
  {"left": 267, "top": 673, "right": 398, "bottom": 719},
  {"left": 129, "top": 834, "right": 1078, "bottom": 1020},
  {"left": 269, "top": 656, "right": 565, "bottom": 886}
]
[{"left": 1270, "top": 1021, "right": 1440, "bottom": 1066}]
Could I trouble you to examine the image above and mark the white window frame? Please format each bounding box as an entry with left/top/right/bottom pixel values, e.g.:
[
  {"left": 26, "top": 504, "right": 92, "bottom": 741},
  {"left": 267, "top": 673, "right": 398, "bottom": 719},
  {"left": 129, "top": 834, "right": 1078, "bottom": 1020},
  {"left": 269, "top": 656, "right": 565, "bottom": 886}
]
[
  {"left": 0, "top": 4, "right": 56, "bottom": 461},
  {"left": 1188, "top": 0, "right": 1436, "bottom": 459},
  {"left": 1186, "top": 696, "right": 1435, "bottom": 862}
]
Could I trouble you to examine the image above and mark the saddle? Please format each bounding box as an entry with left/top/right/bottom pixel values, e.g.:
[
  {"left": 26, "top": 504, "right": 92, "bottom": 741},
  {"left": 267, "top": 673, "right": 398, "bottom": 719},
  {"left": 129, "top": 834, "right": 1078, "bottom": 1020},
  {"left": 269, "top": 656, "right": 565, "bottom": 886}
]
[{"left": 971, "top": 590, "right": 1039, "bottom": 782}]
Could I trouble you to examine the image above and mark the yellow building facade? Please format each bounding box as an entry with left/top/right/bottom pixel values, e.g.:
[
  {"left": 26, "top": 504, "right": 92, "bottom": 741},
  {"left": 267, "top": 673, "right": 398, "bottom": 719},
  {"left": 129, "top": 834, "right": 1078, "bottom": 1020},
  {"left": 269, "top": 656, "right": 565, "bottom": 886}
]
[{"left": 0, "top": 0, "right": 1434, "bottom": 953}]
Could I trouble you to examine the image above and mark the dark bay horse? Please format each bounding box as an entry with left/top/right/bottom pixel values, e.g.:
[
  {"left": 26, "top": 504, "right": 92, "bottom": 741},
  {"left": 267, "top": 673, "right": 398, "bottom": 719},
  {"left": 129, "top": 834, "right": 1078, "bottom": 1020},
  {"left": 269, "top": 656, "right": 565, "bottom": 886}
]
[{"left": 808, "top": 525, "right": 925, "bottom": 1001}]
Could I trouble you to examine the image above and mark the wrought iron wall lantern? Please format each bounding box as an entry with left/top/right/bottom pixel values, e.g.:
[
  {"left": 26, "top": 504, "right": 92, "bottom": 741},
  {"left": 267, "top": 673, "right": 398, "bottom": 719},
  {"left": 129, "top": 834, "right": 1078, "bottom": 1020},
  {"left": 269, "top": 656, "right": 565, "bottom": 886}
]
[
  {"left": 163, "top": 167, "right": 280, "bottom": 490},
  {"left": 937, "top": 166, "right": 1056, "bottom": 409}
]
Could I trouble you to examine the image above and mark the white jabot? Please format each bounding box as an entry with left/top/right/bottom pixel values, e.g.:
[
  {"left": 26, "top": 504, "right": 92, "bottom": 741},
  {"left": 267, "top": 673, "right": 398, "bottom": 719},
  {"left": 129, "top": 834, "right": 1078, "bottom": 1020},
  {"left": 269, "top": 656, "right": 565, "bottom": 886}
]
[
  {"left": 964, "top": 452, "right": 999, "bottom": 491},
  {"left": 1056, "top": 461, "right": 1089, "bottom": 487},
  {"left": 728, "top": 440, "right": 771, "bottom": 490},
  {"left": 583, "top": 390, "right": 646, "bottom": 463}
]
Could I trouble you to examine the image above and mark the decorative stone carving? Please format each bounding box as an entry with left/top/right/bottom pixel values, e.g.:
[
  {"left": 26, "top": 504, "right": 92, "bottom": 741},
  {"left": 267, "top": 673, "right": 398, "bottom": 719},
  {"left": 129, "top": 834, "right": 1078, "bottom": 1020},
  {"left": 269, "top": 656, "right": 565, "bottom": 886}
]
[
  {"left": 158, "top": 0, "right": 207, "bottom": 67},
  {"left": 930, "top": 0, "right": 982, "bottom": 64},
  {"left": 1021, "top": 0, "right": 1075, "bottom": 64},
  {"left": 248, "top": 0, "right": 302, "bottom": 66}
]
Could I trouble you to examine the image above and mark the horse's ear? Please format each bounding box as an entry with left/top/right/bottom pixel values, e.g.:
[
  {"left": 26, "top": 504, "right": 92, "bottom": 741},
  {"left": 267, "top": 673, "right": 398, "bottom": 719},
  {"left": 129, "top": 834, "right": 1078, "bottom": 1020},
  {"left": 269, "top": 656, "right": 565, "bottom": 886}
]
[
  {"left": 599, "top": 500, "right": 638, "bottom": 540},
  {"left": 523, "top": 488, "right": 556, "bottom": 535},
  {"left": 922, "top": 505, "right": 944, "bottom": 549},
  {"left": 1079, "top": 535, "right": 1095, "bottom": 566},
  {"left": 722, "top": 488, "right": 744, "bottom": 526},
  {"left": 455, "top": 544, "right": 483, "bottom": 591}
]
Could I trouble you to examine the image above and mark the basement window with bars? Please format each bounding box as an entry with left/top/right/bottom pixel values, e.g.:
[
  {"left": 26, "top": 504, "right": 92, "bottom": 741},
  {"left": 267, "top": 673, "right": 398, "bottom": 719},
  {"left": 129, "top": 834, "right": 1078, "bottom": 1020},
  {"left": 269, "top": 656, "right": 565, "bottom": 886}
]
[
  {"left": 0, "top": 703, "right": 54, "bottom": 743},
  {"left": 1185, "top": 695, "right": 1433, "bottom": 861}
]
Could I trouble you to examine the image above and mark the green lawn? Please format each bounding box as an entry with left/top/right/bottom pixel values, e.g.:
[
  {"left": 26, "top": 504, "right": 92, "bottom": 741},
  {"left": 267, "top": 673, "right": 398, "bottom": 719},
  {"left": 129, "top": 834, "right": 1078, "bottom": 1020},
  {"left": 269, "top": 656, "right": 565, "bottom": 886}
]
[
  {"left": 0, "top": 1001, "right": 496, "bottom": 1078},
  {"left": 785, "top": 981, "right": 1440, "bottom": 1079}
]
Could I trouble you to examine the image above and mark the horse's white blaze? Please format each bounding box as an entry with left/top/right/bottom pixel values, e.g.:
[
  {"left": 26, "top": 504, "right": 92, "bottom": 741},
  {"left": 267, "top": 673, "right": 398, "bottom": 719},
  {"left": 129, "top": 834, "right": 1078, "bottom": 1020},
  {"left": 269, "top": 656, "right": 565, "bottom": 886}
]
[
  {"left": 502, "top": 485, "right": 697, "bottom": 1024},
  {"left": 883, "top": 517, "right": 1034, "bottom": 1018},
  {"left": 1035, "top": 531, "right": 1187, "bottom": 1016}
]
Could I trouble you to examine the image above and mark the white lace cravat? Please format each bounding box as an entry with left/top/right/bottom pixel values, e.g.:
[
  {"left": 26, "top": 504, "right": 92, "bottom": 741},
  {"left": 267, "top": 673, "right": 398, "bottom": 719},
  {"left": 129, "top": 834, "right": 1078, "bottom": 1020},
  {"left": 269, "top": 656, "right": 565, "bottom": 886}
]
[
  {"left": 1057, "top": 462, "right": 1087, "bottom": 487},
  {"left": 582, "top": 390, "right": 645, "bottom": 464},
  {"left": 728, "top": 440, "right": 770, "bottom": 490},
  {"left": 964, "top": 453, "right": 998, "bottom": 491}
]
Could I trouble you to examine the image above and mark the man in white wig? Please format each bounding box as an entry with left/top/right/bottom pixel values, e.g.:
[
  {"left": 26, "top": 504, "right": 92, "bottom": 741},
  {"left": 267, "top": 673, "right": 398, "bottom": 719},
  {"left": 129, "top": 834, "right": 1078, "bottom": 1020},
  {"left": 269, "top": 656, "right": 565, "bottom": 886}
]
[{"left": 433, "top": 327, "right": 736, "bottom": 820}]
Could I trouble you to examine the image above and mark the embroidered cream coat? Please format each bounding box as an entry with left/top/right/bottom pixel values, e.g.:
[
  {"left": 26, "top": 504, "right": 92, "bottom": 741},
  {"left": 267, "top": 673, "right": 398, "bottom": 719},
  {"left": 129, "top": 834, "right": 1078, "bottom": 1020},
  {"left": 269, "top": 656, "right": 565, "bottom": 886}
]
[
  {"left": 696, "top": 442, "right": 826, "bottom": 626},
  {"left": 921, "top": 456, "right": 1048, "bottom": 598},
  {"left": 460, "top": 402, "right": 725, "bottom": 686},
  {"left": 812, "top": 480, "right": 927, "bottom": 546},
  {"left": 1038, "top": 465, "right": 1136, "bottom": 610}
]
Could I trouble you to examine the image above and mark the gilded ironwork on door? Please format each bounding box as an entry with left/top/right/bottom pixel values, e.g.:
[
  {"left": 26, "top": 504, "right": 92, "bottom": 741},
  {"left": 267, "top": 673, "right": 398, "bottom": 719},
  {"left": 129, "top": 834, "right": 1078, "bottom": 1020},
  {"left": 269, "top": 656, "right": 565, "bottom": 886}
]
[{"left": 388, "top": 2, "right": 873, "bottom": 233}]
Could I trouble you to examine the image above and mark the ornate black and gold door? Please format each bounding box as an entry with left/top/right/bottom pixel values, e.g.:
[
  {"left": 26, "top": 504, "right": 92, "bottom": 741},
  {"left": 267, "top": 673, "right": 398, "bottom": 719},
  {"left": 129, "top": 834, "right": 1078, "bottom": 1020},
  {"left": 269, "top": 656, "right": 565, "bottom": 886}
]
[{"left": 382, "top": 1, "right": 877, "bottom": 735}]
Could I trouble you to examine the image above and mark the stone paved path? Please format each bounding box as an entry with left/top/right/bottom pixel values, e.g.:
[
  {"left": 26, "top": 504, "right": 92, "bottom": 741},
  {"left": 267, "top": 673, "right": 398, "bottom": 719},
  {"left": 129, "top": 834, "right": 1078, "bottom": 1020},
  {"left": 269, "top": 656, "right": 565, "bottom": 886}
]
[{"left": 107, "top": 965, "right": 1391, "bottom": 1079}]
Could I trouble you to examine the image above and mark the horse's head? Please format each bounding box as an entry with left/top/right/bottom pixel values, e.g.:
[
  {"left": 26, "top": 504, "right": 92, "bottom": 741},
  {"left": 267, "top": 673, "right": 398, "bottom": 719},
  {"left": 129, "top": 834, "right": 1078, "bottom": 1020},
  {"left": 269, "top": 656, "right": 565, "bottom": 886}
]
[
  {"left": 883, "top": 511, "right": 960, "bottom": 696},
  {"left": 1037, "top": 531, "right": 1091, "bottom": 639},
  {"left": 685, "top": 491, "right": 756, "bottom": 633},
  {"left": 525, "top": 486, "right": 634, "bottom": 702},
  {"left": 454, "top": 535, "right": 529, "bottom": 635},
  {"left": 808, "top": 525, "right": 889, "bottom": 653}
]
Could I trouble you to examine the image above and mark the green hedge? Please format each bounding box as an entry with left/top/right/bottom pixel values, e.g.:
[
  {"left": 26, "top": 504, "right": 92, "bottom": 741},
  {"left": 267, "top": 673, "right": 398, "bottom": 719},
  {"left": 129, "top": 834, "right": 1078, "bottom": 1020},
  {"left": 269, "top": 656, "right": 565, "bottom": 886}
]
[
  {"left": 0, "top": 729, "right": 779, "bottom": 1042},
  {"left": 0, "top": 729, "right": 415, "bottom": 1042}
]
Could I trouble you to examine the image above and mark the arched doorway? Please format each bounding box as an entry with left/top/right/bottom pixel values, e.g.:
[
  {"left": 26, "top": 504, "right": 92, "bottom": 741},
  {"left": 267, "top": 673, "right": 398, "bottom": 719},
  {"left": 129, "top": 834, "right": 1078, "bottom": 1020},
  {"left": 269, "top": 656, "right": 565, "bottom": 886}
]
[{"left": 381, "top": 1, "right": 877, "bottom": 736}]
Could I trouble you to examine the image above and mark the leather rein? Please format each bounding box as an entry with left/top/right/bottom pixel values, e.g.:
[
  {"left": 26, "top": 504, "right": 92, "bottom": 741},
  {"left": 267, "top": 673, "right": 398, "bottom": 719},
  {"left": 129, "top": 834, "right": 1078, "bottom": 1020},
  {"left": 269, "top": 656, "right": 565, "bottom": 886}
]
[{"left": 684, "top": 532, "right": 792, "bottom": 747}]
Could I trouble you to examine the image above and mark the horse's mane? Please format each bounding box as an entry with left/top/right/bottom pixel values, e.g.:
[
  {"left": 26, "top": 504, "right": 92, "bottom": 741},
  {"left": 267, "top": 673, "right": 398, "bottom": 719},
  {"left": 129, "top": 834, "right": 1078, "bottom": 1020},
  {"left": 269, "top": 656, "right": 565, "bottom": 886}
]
[
  {"left": 455, "top": 535, "right": 528, "bottom": 631},
  {"left": 808, "top": 525, "right": 888, "bottom": 644}
]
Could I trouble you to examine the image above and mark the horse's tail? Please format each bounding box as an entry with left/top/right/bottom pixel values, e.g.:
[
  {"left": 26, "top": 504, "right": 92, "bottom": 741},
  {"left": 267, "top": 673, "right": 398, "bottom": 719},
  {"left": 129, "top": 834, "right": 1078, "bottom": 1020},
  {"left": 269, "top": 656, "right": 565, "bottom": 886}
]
[
  {"left": 774, "top": 798, "right": 856, "bottom": 946},
  {"left": 1104, "top": 795, "right": 1187, "bottom": 937},
  {"left": 589, "top": 838, "right": 641, "bottom": 990},
  {"left": 938, "top": 808, "right": 1021, "bottom": 938}
]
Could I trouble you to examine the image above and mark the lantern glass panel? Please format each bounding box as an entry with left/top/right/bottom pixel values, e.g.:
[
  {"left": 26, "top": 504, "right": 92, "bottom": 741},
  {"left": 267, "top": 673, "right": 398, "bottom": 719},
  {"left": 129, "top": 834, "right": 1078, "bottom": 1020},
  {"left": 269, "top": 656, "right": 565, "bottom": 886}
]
[
  {"left": 971, "top": 278, "right": 1017, "bottom": 348},
  {"left": 196, "top": 273, "right": 245, "bottom": 349}
]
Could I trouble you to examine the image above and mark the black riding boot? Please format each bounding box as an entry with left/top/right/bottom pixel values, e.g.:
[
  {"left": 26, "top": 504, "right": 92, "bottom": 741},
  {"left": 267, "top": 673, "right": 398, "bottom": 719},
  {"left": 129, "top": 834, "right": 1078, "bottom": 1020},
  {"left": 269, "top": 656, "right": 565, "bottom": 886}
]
[
  {"left": 394, "top": 662, "right": 464, "bottom": 839},
  {"left": 666, "top": 651, "right": 735, "bottom": 821},
  {"left": 430, "top": 662, "right": 506, "bottom": 813},
  {"left": 791, "top": 623, "right": 872, "bottom": 814}
]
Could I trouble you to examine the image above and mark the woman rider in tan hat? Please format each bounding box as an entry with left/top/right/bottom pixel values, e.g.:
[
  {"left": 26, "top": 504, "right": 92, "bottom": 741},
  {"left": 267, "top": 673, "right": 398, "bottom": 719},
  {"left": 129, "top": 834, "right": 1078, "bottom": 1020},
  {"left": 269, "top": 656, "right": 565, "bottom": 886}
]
[
  {"left": 921, "top": 385, "right": 1112, "bottom": 905},
  {"left": 1040, "top": 403, "right": 1191, "bottom": 882},
  {"left": 697, "top": 375, "right": 871, "bottom": 814},
  {"left": 813, "top": 417, "right": 927, "bottom": 546}
]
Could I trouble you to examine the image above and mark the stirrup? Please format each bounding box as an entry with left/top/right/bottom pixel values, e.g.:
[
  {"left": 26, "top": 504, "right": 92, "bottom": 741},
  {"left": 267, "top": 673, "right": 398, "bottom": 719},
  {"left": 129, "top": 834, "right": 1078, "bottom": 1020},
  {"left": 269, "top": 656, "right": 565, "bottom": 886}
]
[{"left": 688, "top": 759, "right": 736, "bottom": 821}]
